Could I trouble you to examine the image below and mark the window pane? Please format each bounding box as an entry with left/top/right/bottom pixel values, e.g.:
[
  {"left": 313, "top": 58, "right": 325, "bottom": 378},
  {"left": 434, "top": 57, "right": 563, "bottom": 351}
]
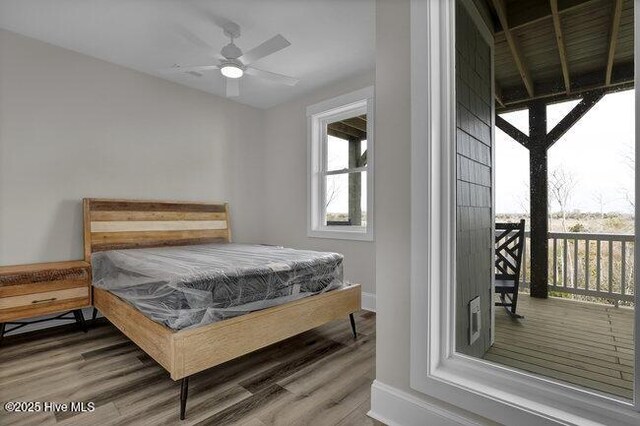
[
  {"left": 326, "top": 114, "right": 367, "bottom": 171},
  {"left": 325, "top": 171, "right": 367, "bottom": 226},
  {"left": 327, "top": 136, "right": 349, "bottom": 171}
]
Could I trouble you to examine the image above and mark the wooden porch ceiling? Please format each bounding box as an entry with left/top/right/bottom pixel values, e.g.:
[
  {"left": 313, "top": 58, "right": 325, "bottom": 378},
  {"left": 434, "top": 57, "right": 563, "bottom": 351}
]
[
  {"left": 327, "top": 114, "right": 367, "bottom": 141},
  {"left": 474, "top": 0, "right": 634, "bottom": 111}
]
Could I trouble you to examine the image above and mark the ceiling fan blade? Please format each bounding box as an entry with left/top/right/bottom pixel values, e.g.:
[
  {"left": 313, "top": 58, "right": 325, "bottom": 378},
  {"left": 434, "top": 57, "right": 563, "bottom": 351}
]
[
  {"left": 173, "top": 24, "right": 214, "bottom": 51},
  {"left": 190, "top": 5, "right": 241, "bottom": 38},
  {"left": 160, "top": 65, "right": 220, "bottom": 74},
  {"left": 226, "top": 78, "right": 240, "bottom": 97},
  {"left": 245, "top": 67, "right": 299, "bottom": 86},
  {"left": 239, "top": 34, "right": 291, "bottom": 65}
]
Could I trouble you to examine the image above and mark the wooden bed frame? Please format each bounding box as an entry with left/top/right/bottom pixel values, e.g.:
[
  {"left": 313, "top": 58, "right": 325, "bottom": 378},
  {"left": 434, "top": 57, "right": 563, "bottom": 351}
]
[{"left": 83, "top": 198, "right": 361, "bottom": 420}]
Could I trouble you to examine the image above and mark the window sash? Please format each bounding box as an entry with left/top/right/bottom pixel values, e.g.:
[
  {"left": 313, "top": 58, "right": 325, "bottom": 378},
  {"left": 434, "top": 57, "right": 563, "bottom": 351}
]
[
  {"left": 306, "top": 87, "right": 374, "bottom": 241},
  {"left": 324, "top": 166, "right": 367, "bottom": 176}
]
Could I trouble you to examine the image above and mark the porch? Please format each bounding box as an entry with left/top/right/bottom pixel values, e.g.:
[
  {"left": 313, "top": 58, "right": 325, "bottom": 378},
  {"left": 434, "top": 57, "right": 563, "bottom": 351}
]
[{"left": 487, "top": 293, "right": 634, "bottom": 400}]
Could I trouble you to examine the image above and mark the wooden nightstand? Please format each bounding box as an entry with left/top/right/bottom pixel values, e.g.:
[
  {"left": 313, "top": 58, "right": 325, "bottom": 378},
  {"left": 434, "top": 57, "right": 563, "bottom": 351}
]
[{"left": 0, "top": 260, "right": 91, "bottom": 343}]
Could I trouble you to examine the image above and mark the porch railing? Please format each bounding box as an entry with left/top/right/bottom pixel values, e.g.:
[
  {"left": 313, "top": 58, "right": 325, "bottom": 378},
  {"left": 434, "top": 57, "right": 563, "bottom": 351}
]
[{"left": 521, "top": 232, "right": 635, "bottom": 306}]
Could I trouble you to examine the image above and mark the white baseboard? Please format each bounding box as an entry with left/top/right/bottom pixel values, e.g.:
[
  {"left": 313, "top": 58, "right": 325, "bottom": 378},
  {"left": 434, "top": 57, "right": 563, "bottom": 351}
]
[
  {"left": 362, "top": 292, "right": 376, "bottom": 312},
  {"left": 368, "top": 380, "right": 481, "bottom": 426}
]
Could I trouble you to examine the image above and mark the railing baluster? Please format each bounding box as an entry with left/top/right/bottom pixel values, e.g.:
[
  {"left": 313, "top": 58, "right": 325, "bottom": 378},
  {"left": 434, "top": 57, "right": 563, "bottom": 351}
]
[
  {"left": 608, "top": 240, "right": 613, "bottom": 295},
  {"left": 621, "top": 241, "right": 626, "bottom": 296},
  {"left": 563, "top": 238, "right": 568, "bottom": 288},
  {"left": 573, "top": 238, "right": 578, "bottom": 289},
  {"left": 585, "top": 239, "right": 589, "bottom": 290},
  {"left": 553, "top": 237, "right": 557, "bottom": 285},
  {"left": 596, "top": 240, "right": 601, "bottom": 293},
  {"left": 524, "top": 237, "right": 528, "bottom": 288},
  {"left": 513, "top": 231, "right": 631, "bottom": 306}
]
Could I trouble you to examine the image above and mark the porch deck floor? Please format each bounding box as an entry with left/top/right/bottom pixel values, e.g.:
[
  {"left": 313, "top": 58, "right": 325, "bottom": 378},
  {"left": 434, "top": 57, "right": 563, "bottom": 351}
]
[{"left": 485, "top": 294, "right": 635, "bottom": 400}]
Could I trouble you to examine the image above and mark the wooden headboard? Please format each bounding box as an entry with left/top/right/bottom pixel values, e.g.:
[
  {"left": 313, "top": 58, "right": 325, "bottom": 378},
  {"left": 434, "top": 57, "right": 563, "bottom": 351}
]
[{"left": 83, "top": 199, "right": 231, "bottom": 261}]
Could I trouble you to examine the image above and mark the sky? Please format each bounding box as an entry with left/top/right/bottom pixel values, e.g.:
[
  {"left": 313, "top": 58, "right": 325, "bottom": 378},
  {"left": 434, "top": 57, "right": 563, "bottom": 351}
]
[{"left": 496, "top": 90, "right": 635, "bottom": 215}]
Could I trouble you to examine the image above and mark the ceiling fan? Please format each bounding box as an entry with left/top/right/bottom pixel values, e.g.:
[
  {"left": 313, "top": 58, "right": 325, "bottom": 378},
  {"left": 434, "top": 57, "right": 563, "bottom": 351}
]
[{"left": 164, "top": 20, "right": 299, "bottom": 98}]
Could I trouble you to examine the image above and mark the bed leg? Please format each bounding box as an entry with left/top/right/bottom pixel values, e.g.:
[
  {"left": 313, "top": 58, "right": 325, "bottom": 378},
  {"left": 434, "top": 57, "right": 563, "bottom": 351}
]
[
  {"left": 180, "top": 377, "right": 189, "bottom": 420},
  {"left": 91, "top": 308, "right": 98, "bottom": 322},
  {"left": 349, "top": 313, "right": 357, "bottom": 340}
]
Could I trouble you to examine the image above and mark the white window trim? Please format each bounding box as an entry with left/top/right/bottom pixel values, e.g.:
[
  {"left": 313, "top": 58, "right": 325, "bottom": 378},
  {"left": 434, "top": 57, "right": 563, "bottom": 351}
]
[
  {"left": 409, "top": 0, "right": 640, "bottom": 425},
  {"left": 307, "top": 86, "right": 375, "bottom": 241}
]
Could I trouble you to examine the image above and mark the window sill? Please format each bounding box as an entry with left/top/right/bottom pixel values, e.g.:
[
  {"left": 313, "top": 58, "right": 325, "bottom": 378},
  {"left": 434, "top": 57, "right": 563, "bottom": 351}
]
[{"left": 307, "top": 228, "right": 374, "bottom": 242}]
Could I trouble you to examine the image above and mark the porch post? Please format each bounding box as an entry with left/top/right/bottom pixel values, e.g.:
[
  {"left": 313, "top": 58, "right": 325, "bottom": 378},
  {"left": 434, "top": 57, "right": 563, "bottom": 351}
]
[{"left": 528, "top": 101, "right": 549, "bottom": 298}]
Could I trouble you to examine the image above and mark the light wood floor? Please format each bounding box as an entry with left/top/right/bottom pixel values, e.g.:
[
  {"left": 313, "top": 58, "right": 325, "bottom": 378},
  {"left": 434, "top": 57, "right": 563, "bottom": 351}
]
[
  {"left": 0, "top": 311, "right": 380, "bottom": 426},
  {"left": 486, "top": 294, "right": 634, "bottom": 399}
]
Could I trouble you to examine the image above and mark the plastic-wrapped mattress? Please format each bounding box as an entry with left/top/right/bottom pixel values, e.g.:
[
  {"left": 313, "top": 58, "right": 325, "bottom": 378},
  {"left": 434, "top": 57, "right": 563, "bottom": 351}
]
[{"left": 91, "top": 243, "right": 344, "bottom": 330}]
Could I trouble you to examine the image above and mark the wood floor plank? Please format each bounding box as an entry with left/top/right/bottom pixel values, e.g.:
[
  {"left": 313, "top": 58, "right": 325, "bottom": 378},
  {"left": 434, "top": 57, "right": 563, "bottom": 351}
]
[
  {"left": 336, "top": 397, "right": 378, "bottom": 426},
  {"left": 484, "top": 353, "right": 633, "bottom": 399},
  {"left": 488, "top": 294, "right": 635, "bottom": 400},
  {"left": 0, "top": 312, "right": 378, "bottom": 426},
  {"left": 2, "top": 410, "right": 57, "bottom": 426},
  {"left": 490, "top": 342, "right": 628, "bottom": 377}
]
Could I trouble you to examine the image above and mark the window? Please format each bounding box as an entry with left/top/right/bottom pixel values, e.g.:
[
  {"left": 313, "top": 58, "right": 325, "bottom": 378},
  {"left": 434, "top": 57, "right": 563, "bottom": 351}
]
[
  {"left": 307, "top": 87, "right": 374, "bottom": 241},
  {"left": 407, "top": 0, "right": 640, "bottom": 424}
]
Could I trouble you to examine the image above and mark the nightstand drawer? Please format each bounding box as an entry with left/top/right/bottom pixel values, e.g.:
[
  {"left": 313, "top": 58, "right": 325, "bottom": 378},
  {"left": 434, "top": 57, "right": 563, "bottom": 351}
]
[
  {"left": 0, "top": 287, "right": 89, "bottom": 310},
  {"left": 0, "top": 260, "right": 91, "bottom": 322}
]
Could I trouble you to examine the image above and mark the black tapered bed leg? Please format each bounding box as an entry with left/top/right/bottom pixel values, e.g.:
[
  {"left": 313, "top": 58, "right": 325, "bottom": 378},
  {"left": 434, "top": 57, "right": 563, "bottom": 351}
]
[
  {"left": 73, "top": 309, "right": 88, "bottom": 333},
  {"left": 92, "top": 308, "right": 98, "bottom": 322},
  {"left": 349, "top": 313, "right": 357, "bottom": 340},
  {"left": 180, "top": 377, "right": 189, "bottom": 420}
]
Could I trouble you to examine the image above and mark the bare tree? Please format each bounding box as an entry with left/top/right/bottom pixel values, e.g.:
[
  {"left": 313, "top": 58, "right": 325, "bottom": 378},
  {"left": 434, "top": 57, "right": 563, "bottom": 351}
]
[
  {"left": 325, "top": 178, "right": 342, "bottom": 210},
  {"left": 620, "top": 142, "right": 635, "bottom": 211},
  {"left": 592, "top": 192, "right": 607, "bottom": 218},
  {"left": 549, "top": 167, "right": 577, "bottom": 232},
  {"left": 517, "top": 179, "right": 531, "bottom": 216},
  {"left": 549, "top": 166, "right": 577, "bottom": 287}
]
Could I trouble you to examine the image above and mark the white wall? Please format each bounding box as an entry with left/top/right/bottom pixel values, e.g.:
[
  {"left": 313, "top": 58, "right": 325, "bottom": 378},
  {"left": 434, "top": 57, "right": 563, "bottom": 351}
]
[
  {"left": 0, "top": 29, "right": 265, "bottom": 264},
  {"left": 262, "top": 72, "right": 377, "bottom": 298},
  {"left": 374, "top": 0, "right": 412, "bottom": 389},
  {"left": 372, "top": 0, "right": 490, "bottom": 423}
]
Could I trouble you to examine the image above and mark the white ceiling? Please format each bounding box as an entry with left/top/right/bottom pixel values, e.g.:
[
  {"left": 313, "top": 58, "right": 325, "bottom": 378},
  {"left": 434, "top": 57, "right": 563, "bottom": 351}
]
[{"left": 0, "top": 0, "right": 375, "bottom": 109}]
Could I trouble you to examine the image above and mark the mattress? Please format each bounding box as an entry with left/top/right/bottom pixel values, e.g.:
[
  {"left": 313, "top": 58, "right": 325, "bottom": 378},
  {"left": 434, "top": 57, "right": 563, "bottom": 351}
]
[{"left": 91, "top": 243, "right": 344, "bottom": 330}]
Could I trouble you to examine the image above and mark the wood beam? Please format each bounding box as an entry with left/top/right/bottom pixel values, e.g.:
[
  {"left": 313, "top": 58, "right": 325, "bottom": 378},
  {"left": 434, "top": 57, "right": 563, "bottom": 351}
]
[
  {"left": 340, "top": 117, "right": 367, "bottom": 133},
  {"left": 528, "top": 101, "right": 549, "bottom": 299},
  {"left": 550, "top": 0, "right": 570, "bottom": 95},
  {"left": 327, "top": 122, "right": 366, "bottom": 140},
  {"left": 605, "top": 0, "right": 623, "bottom": 85},
  {"left": 360, "top": 150, "right": 367, "bottom": 167},
  {"left": 495, "top": 0, "right": 597, "bottom": 36},
  {"left": 492, "top": 0, "right": 534, "bottom": 97},
  {"left": 546, "top": 91, "right": 604, "bottom": 147},
  {"left": 497, "top": 62, "right": 634, "bottom": 112},
  {"left": 348, "top": 139, "right": 362, "bottom": 226},
  {"left": 495, "top": 84, "right": 506, "bottom": 108},
  {"left": 495, "top": 115, "right": 529, "bottom": 148},
  {"left": 328, "top": 128, "right": 359, "bottom": 142}
]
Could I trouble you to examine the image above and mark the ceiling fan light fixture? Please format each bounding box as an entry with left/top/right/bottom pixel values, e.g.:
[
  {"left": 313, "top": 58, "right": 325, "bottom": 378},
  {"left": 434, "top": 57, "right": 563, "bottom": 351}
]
[{"left": 220, "top": 63, "right": 244, "bottom": 79}]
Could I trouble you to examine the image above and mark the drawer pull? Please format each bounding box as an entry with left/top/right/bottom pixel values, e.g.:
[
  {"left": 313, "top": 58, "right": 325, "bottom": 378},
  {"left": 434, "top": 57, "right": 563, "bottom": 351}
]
[{"left": 32, "top": 297, "right": 57, "bottom": 304}]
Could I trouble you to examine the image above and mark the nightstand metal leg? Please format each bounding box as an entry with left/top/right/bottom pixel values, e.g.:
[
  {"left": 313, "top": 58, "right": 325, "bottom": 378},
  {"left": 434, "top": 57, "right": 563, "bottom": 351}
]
[
  {"left": 0, "top": 323, "right": 5, "bottom": 345},
  {"left": 349, "top": 313, "right": 357, "bottom": 340},
  {"left": 73, "top": 310, "right": 88, "bottom": 333},
  {"left": 180, "top": 376, "right": 189, "bottom": 420},
  {"left": 92, "top": 308, "right": 98, "bottom": 322}
]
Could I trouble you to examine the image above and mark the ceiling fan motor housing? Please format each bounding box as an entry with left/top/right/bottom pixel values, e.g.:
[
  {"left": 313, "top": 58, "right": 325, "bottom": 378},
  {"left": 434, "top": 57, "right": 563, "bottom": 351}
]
[{"left": 221, "top": 42, "right": 242, "bottom": 60}]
